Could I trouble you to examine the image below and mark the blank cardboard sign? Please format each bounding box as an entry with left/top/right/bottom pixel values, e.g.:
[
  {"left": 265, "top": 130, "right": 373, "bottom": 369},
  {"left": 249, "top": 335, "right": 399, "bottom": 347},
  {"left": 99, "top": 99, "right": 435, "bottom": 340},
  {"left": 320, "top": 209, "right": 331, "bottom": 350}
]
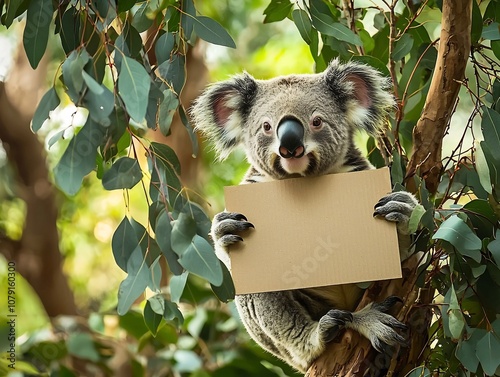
[{"left": 223, "top": 167, "right": 401, "bottom": 294}]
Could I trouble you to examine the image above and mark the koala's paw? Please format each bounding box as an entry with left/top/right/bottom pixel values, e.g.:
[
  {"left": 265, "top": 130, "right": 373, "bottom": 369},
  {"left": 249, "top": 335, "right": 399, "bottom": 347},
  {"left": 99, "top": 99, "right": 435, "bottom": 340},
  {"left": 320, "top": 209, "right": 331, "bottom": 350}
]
[
  {"left": 374, "top": 191, "right": 418, "bottom": 235},
  {"left": 354, "top": 296, "right": 408, "bottom": 353},
  {"left": 319, "top": 309, "right": 353, "bottom": 343},
  {"left": 211, "top": 212, "right": 254, "bottom": 248}
]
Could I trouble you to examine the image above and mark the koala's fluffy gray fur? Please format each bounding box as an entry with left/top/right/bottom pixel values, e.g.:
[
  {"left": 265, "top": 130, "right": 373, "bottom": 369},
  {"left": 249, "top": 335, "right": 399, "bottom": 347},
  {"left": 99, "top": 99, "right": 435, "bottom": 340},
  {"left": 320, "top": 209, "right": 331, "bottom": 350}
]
[{"left": 191, "top": 60, "right": 417, "bottom": 373}]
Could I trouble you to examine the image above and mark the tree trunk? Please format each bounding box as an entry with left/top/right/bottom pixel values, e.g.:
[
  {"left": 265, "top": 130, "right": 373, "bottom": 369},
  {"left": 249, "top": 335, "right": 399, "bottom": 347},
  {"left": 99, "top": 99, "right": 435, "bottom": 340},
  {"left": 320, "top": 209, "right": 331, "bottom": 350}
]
[
  {"left": 307, "top": 0, "right": 472, "bottom": 375},
  {"left": 0, "top": 40, "right": 77, "bottom": 317}
]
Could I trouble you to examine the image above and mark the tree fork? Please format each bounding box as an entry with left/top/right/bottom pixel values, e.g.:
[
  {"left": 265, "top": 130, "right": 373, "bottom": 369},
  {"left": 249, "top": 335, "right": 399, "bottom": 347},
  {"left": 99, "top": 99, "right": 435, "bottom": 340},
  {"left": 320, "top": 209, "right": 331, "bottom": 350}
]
[{"left": 307, "top": 0, "right": 472, "bottom": 375}]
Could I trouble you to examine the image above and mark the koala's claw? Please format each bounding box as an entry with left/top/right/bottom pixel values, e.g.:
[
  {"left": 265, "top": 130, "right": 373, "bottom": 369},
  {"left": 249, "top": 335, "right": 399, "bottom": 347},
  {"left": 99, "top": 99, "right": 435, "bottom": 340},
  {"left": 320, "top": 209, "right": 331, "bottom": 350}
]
[
  {"left": 211, "top": 212, "right": 253, "bottom": 248},
  {"left": 374, "top": 191, "right": 418, "bottom": 235},
  {"left": 319, "top": 309, "right": 353, "bottom": 342}
]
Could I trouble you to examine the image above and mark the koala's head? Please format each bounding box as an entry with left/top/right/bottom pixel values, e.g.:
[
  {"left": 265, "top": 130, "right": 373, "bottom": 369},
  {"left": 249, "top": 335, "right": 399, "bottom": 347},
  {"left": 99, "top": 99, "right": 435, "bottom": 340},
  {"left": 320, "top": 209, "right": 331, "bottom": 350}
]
[{"left": 192, "top": 60, "right": 394, "bottom": 179}]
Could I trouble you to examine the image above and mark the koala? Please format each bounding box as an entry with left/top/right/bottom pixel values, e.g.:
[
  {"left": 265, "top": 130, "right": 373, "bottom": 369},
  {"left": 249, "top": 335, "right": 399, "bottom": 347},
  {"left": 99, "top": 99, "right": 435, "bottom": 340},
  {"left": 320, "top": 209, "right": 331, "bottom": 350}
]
[{"left": 191, "top": 60, "right": 418, "bottom": 373}]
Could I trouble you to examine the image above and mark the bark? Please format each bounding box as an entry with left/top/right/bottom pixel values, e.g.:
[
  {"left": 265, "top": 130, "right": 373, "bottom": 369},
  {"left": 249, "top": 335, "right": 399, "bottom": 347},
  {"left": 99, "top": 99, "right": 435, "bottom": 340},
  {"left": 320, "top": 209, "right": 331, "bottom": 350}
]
[
  {"left": 307, "top": 0, "right": 472, "bottom": 375},
  {"left": 0, "top": 42, "right": 77, "bottom": 317},
  {"left": 405, "top": 0, "right": 472, "bottom": 195}
]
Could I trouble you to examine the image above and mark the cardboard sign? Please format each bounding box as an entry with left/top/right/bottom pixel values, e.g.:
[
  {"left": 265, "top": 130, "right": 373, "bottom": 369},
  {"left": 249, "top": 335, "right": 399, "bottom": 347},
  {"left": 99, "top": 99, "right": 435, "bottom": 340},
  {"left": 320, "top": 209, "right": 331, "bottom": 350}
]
[{"left": 223, "top": 167, "right": 401, "bottom": 294}]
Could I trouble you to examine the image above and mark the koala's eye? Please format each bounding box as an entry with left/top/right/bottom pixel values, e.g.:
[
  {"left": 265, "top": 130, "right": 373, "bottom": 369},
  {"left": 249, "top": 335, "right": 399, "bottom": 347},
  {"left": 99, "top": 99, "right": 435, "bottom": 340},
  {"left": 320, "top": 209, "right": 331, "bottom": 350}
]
[
  {"left": 312, "top": 116, "right": 323, "bottom": 128},
  {"left": 263, "top": 122, "right": 272, "bottom": 132}
]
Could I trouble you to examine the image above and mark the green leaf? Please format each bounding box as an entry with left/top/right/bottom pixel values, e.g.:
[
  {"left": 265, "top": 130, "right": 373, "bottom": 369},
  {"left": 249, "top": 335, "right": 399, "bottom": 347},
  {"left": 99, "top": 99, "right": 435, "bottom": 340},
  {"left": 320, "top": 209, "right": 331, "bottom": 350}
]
[
  {"left": 32, "top": 87, "right": 60, "bottom": 132},
  {"left": 117, "top": 0, "right": 136, "bottom": 13},
  {"left": 263, "top": 0, "right": 293, "bottom": 23},
  {"left": 471, "top": 0, "right": 483, "bottom": 45},
  {"left": 432, "top": 215, "right": 482, "bottom": 262},
  {"left": 406, "top": 366, "right": 431, "bottom": 377},
  {"left": 476, "top": 331, "right": 500, "bottom": 375},
  {"left": 456, "top": 327, "right": 486, "bottom": 373},
  {"left": 193, "top": 16, "right": 236, "bottom": 48},
  {"left": 475, "top": 141, "right": 493, "bottom": 194},
  {"left": 492, "top": 39, "right": 500, "bottom": 60},
  {"left": 292, "top": 9, "right": 312, "bottom": 44},
  {"left": 82, "top": 82, "right": 114, "bottom": 126},
  {"left": 82, "top": 71, "right": 104, "bottom": 95},
  {"left": 211, "top": 263, "right": 235, "bottom": 302},
  {"left": 54, "top": 118, "right": 105, "bottom": 195},
  {"left": 3, "top": 0, "right": 25, "bottom": 28},
  {"left": 408, "top": 204, "right": 425, "bottom": 234},
  {"left": 392, "top": 33, "right": 414, "bottom": 60},
  {"left": 144, "top": 301, "right": 162, "bottom": 336},
  {"left": 170, "top": 271, "right": 189, "bottom": 303},
  {"left": 102, "top": 157, "right": 143, "bottom": 190},
  {"left": 487, "top": 230, "right": 500, "bottom": 266},
  {"left": 156, "top": 210, "right": 184, "bottom": 275},
  {"left": 62, "top": 49, "right": 90, "bottom": 103},
  {"left": 171, "top": 212, "right": 197, "bottom": 256},
  {"left": 118, "top": 55, "right": 151, "bottom": 122},
  {"left": 481, "top": 107, "right": 500, "bottom": 162},
  {"left": 23, "top": 0, "right": 53, "bottom": 69},
  {"left": 59, "top": 6, "right": 81, "bottom": 54},
  {"left": 131, "top": 2, "right": 153, "bottom": 33},
  {"left": 163, "top": 300, "right": 184, "bottom": 324},
  {"left": 463, "top": 199, "right": 498, "bottom": 239},
  {"left": 446, "top": 285, "right": 465, "bottom": 340},
  {"left": 391, "top": 150, "right": 404, "bottom": 185},
  {"left": 482, "top": 22, "right": 500, "bottom": 41},
  {"left": 117, "top": 248, "right": 149, "bottom": 315},
  {"left": 67, "top": 333, "right": 100, "bottom": 362},
  {"left": 180, "top": 0, "right": 196, "bottom": 39},
  {"left": 148, "top": 294, "right": 165, "bottom": 315},
  {"left": 155, "top": 32, "right": 175, "bottom": 65},
  {"left": 157, "top": 54, "right": 186, "bottom": 95},
  {"left": 179, "top": 235, "right": 223, "bottom": 286},
  {"left": 48, "top": 129, "right": 65, "bottom": 149},
  {"left": 179, "top": 105, "right": 199, "bottom": 157},
  {"left": 159, "top": 89, "right": 179, "bottom": 136},
  {"left": 112, "top": 216, "right": 140, "bottom": 272}
]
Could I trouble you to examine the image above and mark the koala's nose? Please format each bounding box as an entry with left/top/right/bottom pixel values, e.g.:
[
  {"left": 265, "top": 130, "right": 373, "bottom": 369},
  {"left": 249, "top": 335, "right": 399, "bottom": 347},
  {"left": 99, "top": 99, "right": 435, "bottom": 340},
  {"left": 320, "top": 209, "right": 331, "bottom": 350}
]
[{"left": 277, "top": 118, "right": 305, "bottom": 159}]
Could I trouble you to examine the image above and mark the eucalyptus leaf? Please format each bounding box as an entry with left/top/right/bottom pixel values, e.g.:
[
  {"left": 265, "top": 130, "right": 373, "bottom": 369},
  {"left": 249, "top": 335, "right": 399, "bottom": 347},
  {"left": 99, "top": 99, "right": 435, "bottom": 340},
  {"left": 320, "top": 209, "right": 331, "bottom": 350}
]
[
  {"left": 32, "top": 87, "right": 60, "bottom": 132},
  {"left": 143, "top": 301, "right": 162, "bottom": 335},
  {"left": 432, "top": 215, "right": 482, "bottom": 262},
  {"left": 481, "top": 107, "right": 500, "bottom": 162},
  {"left": 156, "top": 210, "right": 184, "bottom": 275},
  {"left": 456, "top": 327, "right": 486, "bottom": 373},
  {"left": 171, "top": 212, "right": 197, "bottom": 256},
  {"left": 475, "top": 141, "right": 493, "bottom": 194},
  {"left": 112, "top": 216, "right": 140, "bottom": 272},
  {"left": 211, "top": 263, "right": 235, "bottom": 302},
  {"left": 117, "top": 248, "right": 149, "bottom": 315},
  {"left": 62, "top": 49, "right": 91, "bottom": 103},
  {"left": 23, "top": 0, "right": 53, "bottom": 69},
  {"left": 487, "top": 230, "right": 500, "bottom": 266},
  {"left": 392, "top": 33, "right": 414, "bottom": 60},
  {"left": 482, "top": 22, "right": 500, "bottom": 41},
  {"left": 193, "top": 16, "right": 236, "bottom": 48},
  {"left": 263, "top": 0, "right": 293, "bottom": 23},
  {"left": 54, "top": 118, "right": 106, "bottom": 196},
  {"left": 118, "top": 55, "right": 151, "bottom": 122},
  {"left": 170, "top": 271, "right": 189, "bottom": 303},
  {"left": 292, "top": 9, "right": 312, "bottom": 44},
  {"left": 157, "top": 54, "right": 186, "bottom": 95},
  {"left": 159, "top": 89, "right": 179, "bottom": 136},
  {"left": 180, "top": 0, "right": 195, "bottom": 40},
  {"left": 67, "top": 332, "right": 100, "bottom": 362},
  {"left": 155, "top": 32, "right": 175, "bottom": 65},
  {"left": 179, "top": 235, "right": 223, "bottom": 286},
  {"left": 102, "top": 157, "right": 143, "bottom": 190},
  {"left": 408, "top": 204, "right": 425, "bottom": 234},
  {"left": 148, "top": 294, "right": 166, "bottom": 315},
  {"left": 179, "top": 105, "right": 199, "bottom": 157},
  {"left": 476, "top": 331, "right": 500, "bottom": 375}
]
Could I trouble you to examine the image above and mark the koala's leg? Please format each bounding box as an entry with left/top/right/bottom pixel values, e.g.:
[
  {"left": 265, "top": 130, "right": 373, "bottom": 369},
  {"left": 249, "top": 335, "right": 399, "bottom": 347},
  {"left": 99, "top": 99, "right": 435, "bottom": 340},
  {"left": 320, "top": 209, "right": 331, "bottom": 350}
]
[{"left": 235, "top": 291, "right": 337, "bottom": 373}]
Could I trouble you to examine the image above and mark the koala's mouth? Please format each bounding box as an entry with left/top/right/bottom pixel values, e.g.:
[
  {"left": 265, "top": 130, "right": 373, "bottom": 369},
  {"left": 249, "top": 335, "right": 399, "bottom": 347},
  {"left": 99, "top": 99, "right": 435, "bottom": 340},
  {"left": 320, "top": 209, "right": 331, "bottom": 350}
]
[{"left": 274, "top": 152, "right": 317, "bottom": 177}]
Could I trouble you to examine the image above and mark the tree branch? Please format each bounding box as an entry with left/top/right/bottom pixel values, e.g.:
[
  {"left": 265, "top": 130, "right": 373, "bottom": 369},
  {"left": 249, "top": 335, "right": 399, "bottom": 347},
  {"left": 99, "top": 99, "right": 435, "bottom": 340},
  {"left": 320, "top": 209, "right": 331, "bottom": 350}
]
[
  {"left": 0, "top": 42, "right": 77, "bottom": 317},
  {"left": 406, "top": 0, "right": 472, "bottom": 194}
]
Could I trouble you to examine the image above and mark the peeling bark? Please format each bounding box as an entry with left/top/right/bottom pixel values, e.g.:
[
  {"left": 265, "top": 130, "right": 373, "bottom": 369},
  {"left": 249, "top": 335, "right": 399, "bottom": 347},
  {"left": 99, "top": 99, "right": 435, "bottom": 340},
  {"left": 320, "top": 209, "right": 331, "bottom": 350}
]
[{"left": 0, "top": 43, "right": 77, "bottom": 317}]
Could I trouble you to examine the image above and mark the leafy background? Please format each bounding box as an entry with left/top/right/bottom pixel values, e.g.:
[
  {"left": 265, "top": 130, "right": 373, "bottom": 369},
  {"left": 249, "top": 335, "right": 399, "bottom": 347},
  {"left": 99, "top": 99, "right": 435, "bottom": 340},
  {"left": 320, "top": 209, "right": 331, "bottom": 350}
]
[{"left": 0, "top": 0, "right": 499, "bottom": 376}]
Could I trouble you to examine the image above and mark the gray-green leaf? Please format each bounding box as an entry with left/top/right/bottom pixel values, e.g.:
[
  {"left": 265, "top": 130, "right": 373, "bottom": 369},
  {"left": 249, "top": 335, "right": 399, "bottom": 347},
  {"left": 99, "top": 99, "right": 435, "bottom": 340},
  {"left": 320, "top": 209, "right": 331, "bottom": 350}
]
[
  {"left": 23, "top": 0, "right": 53, "bottom": 69},
  {"left": 102, "top": 157, "right": 143, "bottom": 190},
  {"left": 193, "top": 16, "right": 236, "bottom": 48},
  {"left": 118, "top": 55, "right": 151, "bottom": 122},
  {"left": 32, "top": 87, "right": 60, "bottom": 132},
  {"left": 179, "top": 235, "right": 223, "bottom": 286}
]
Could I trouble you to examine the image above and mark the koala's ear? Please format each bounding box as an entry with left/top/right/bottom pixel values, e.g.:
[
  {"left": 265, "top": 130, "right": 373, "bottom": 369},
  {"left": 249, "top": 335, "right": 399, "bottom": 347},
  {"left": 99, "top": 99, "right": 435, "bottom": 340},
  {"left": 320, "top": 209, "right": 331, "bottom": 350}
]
[
  {"left": 324, "top": 59, "right": 395, "bottom": 135},
  {"left": 191, "top": 73, "right": 258, "bottom": 159}
]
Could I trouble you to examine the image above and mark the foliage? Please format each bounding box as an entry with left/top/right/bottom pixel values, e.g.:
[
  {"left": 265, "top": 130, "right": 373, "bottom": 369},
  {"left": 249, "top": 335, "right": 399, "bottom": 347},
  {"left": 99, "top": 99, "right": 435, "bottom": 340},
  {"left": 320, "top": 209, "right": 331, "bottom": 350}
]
[{"left": 1, "top": 0, "right": 500, "bottom": 375}]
